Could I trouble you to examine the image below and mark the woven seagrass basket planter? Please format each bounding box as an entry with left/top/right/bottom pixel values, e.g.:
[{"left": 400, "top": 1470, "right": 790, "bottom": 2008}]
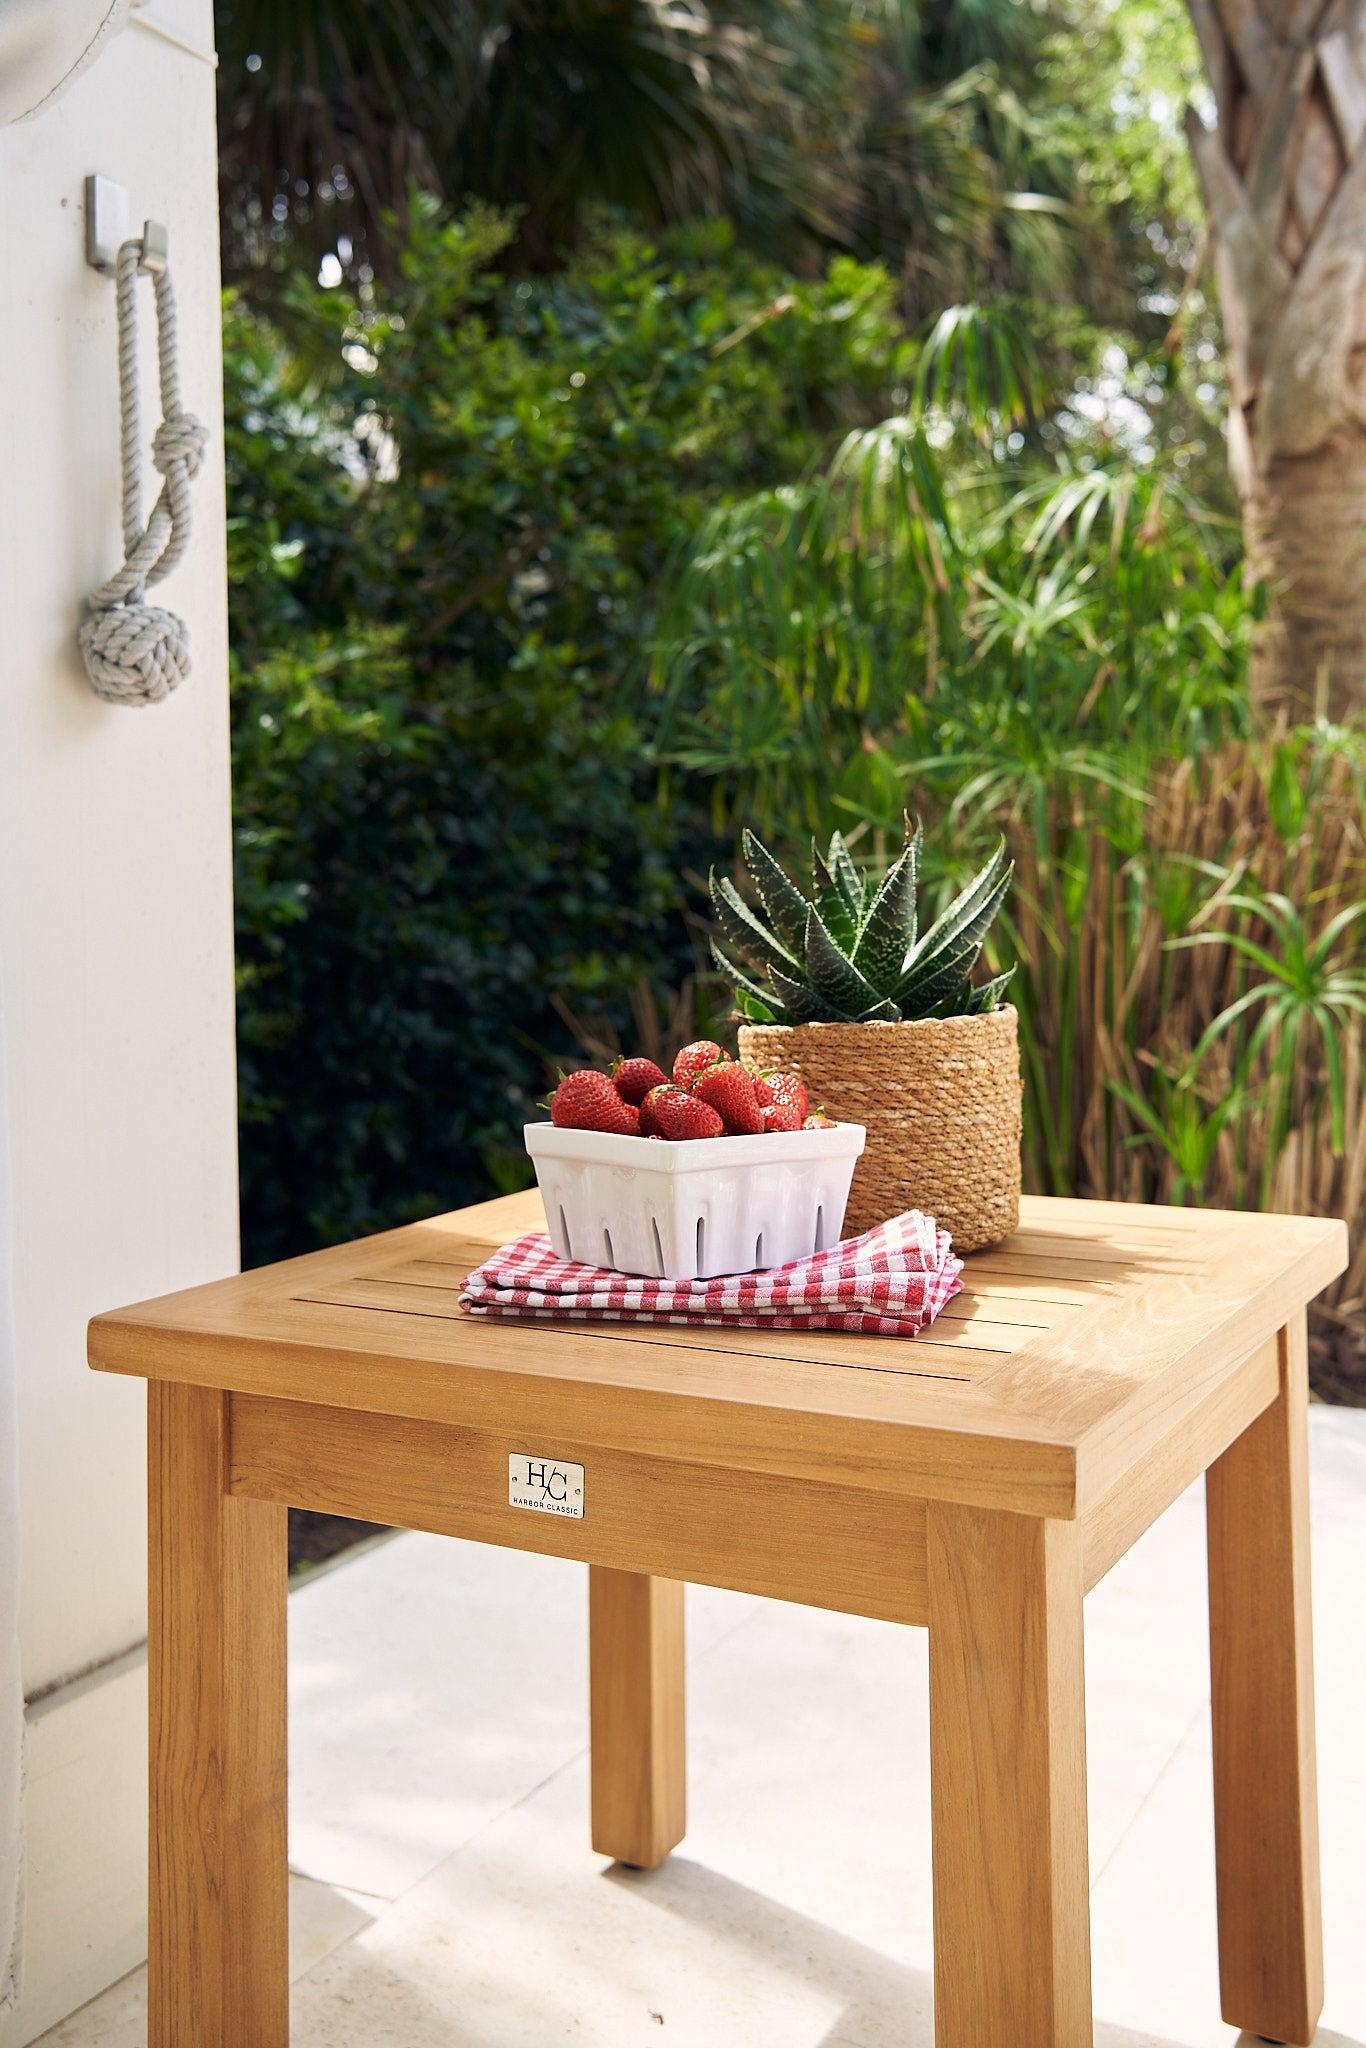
[{"left": 738, "top": 1006, "right": 1022, "bottom": 1252}]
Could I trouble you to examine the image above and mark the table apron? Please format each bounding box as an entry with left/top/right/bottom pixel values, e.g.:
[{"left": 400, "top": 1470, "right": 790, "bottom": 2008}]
[
  {"left": 226, "top": 1330, "right": 1281, "bottom": 1623},
  {"left": 228, "top": 1392, "right": 931, "bottom": 1624},
  {"left": 1079, "top": 1334, "right": 1280, "bottom": 1589}
]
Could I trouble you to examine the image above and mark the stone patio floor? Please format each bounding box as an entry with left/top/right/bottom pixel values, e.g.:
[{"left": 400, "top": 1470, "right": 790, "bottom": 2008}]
[{"left": 38, "top": 1408, "right": 1366, "bottom": 2048}]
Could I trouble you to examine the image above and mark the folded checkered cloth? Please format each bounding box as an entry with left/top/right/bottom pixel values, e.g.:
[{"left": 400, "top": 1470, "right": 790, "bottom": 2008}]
[{"left": 460, "top": 1210, "right": 962, "bottom": 1336}]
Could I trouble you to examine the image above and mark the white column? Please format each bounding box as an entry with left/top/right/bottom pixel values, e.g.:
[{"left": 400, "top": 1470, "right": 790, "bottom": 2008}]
[
  {"left": 0, "top": 3, "right": 236, "bottom": 2036},
  {"left": 0, "top": 1008, "right": 21, "bottom": 2017}
]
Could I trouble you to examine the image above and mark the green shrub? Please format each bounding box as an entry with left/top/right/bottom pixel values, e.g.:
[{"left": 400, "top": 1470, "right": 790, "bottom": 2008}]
[{"left": 226, "top": 207, "right": 911, "bottom": 1260}]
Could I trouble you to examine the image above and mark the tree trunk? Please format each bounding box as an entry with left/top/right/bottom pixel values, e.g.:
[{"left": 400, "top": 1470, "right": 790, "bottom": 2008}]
[
  {"left": 1185, "top": 2, "right": 1366, "bottom": 720},
  {"left": 1246, "top": 425, "right": 1366, "bottom": 710}
]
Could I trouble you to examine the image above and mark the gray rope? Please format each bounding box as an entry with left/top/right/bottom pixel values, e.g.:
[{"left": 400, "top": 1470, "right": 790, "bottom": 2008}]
[{"left": 79, "top": 238, "right": 208, "bottom": 707}]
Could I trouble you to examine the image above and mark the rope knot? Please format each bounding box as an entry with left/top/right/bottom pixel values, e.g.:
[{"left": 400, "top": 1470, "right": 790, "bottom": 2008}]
[
  {"left": 79, "top": 603, "right": 191, "bottom": 707},
  {"left": 151, "top": 409, "right": 207, "bottom": 480}
]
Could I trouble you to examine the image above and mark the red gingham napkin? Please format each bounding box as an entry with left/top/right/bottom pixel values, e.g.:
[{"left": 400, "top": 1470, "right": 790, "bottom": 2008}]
[{"left": 460, "top": 1211, "right": 963, "bottom": 1337}]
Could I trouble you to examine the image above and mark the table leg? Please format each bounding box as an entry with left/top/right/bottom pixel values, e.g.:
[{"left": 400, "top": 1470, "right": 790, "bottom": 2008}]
[
  {"left": 588, "top": 1566, "right": 685, "bottom": 1869},
  {"left": 149, "top": 1382, "right": 288, "bottom": 2046},
  {"left": 1206, "top": 1316, "right": 1323, "bottom": 2046},
  {"left": 927, "top": 1503, "right": 1092, "bottom": 2048}
]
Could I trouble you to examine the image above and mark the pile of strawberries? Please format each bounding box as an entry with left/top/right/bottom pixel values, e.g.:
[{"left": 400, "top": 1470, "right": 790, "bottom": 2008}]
[{"left": 548, "top": 1041, "right": 834, "bottom": 1142}]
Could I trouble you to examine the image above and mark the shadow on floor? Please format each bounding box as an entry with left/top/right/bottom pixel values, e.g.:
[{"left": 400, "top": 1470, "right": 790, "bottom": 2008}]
[
  {"left": 1238, "top": 2037, "right": 1364, "bottom": 2048},
  {"left": 38, "top": 1852, "right": 1365, "bottom": 2048},
  {"left": 608, "top": 1858, "right": 1362, "bottom": 2048}
]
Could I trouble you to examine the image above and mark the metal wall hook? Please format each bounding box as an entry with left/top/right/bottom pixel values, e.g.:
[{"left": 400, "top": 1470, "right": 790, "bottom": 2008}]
[
  {"left": 138, "top": 218, "right": 168, "bottom": 276},
  {"left": 84, "top": 173, "right": 167, "bottom": 274}
]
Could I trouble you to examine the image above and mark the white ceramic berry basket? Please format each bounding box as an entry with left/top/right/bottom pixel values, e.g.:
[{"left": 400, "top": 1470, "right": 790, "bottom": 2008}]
[{"left": 524, "top": 1121, "right": 867, "bottom": 1280}]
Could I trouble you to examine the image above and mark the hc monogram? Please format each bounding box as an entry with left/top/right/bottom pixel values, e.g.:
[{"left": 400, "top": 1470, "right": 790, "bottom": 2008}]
[
  {"left": 508, "top": 1452, "right": 586, "bottom": 1518},
  {"left": 524, "top": 1459, "right": 570, "bottom": 1504}
]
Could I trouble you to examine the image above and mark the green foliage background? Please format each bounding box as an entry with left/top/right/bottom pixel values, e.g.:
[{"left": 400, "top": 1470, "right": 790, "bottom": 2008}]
[
  {"left": 221, "top": 6, "right": 1364, "bottom": 1393},
  {"left": 228, "top": 210, "right": 913, "bottom": 1257}
]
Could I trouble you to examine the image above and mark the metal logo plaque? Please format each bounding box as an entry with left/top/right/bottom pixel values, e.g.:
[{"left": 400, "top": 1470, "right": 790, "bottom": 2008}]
[{"left": 508, "top": 1453, "right": 585, "bottom": 1519}]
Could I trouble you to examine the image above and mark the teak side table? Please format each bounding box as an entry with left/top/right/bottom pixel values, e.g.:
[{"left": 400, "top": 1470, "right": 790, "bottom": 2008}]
[{"left": 88, "top": 1191, "right": 1347, "bottom": 2048}]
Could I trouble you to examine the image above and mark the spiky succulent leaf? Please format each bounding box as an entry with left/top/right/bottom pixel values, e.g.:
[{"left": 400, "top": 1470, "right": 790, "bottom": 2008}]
[
  {"left": 853, "top": 839, "right": 919, "bottom": 996},
  {"left": 741, "top": 829, "right": 809, "bottom": 952},
  {"left": 709, "top": 871, "right": 800, "bottom": 980},
  {"left": 767, "top": 964, "right": 848, "bottom": 1023},
  {"left": 901, "top": 934, "right": 991, "bottom": 1018},
  {"left": 826, "top": 832, "right": 864, "bottom": 920},
  {"left": 738, "top": 991, "right": 780, "bottom": 1022},
  {"left": 896, "top": 866, "right": 1012, "bottom": 1016},
  {"left": 812, "top": 847, "right": 858, "bottom": 949},
  {"left": 898, "top": 843, "right": 1012, "bottom": 996},
  {"left": 804, "top": 904, "right": 895, "bottom": 1019},
  {"left": 902, "top": 839, "right": 1009, "bottom": 972},
  {"left": 710, "top": 939, "right": 782, "bottom": 1018},
  {"left": 904, "top": 819, "right": 923, "bottom": 947},
  {"left": 926, "top": 978, "right": 971, "bottom": 1018},
  {"left": 962, "top": 968, "right": 1015, "bottom": 1015}
]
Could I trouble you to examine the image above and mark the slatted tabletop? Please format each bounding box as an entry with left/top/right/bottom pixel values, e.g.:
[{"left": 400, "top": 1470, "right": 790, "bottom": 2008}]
[
  {"left": 294, "top": 1209, "right": 1202, "bottom": 1377},
  {"left": 89, "top": 1189, "right": 1345, "bottom": 1518}
]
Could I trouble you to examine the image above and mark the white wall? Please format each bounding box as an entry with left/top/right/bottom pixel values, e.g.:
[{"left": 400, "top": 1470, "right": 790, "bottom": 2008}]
[{"left": 0, "top": 2, "right": 237, "bottom": 2035}]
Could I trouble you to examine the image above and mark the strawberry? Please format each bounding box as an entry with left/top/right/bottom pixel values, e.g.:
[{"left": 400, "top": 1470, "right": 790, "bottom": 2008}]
[
  {"left": 751, "top": 1074, "right": 775, "bottom": 1107},
  {"left": 803, "top": 1111, "right": 838, "bottom": 1129},
  {"left": 647, "top": 1085, "right": 725, "bottom": 1141},
  {"left": 694, "top": 1062, "right": 764, "bottom": 1135},
  {"left": 641, "top": 1082, "right": 690, "bottom": 1135},
  {"left": 611, "top": 1055, "right": 669, "bottom": 1105},
  {"left": 640, "top": 1083, "right": 680, "bottom": 1135},
  {"left": 762, "top": 1102, "right": 803, "bottom": 1132},
  {"left": 550, "top": 1070, "right": 639, "bottom": 1135},
  {"left": 765, "top": 1070, "right": 810, "bottom": 1119},
  {"left": 672, "top": 1039, "right": 730, "bottom": 1091}
]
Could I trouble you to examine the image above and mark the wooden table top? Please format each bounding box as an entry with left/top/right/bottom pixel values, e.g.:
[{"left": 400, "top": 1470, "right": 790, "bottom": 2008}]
[{"left": 89, "top": 1190, "right": 1345, "bottom": 1520}]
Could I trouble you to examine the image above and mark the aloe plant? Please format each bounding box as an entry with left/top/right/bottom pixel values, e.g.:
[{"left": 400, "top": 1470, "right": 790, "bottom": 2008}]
[{"left": 710, "top": 819, "right": 1014, "bottom": 1025}]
